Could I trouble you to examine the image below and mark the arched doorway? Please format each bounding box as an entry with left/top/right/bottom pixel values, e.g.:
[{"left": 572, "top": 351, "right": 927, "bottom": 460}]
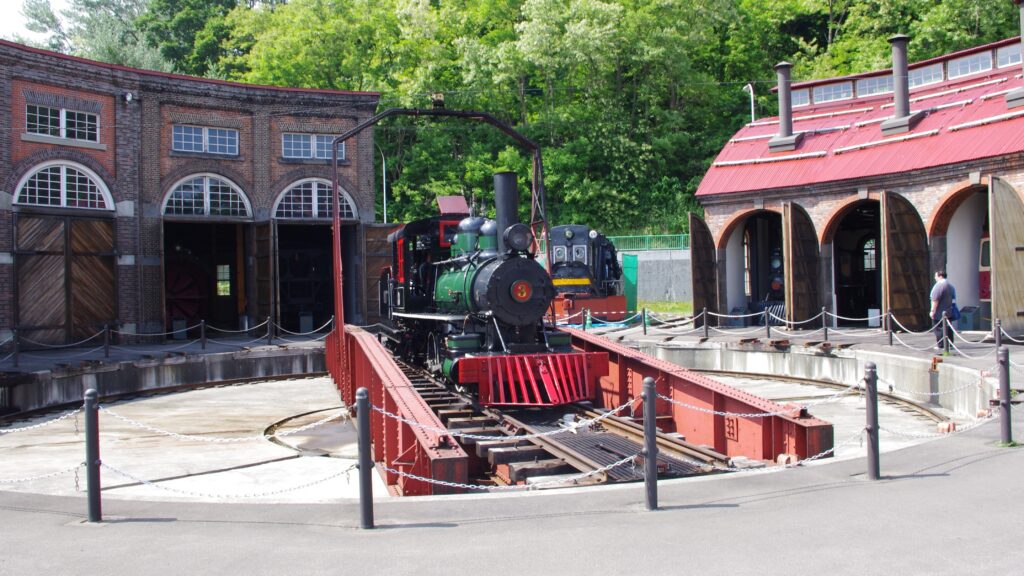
[
  {"left": 720, "top": 210, "right": 784, "bottom": 321},
  {"left": 930, "top": 185, "right": 989, "bottom": 330},
  {"left": 829, "top": 200, "right": 881, "bottom": 325}
]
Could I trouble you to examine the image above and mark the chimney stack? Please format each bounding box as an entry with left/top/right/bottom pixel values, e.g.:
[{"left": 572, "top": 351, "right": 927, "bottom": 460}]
[
  {"left": 768, "top": 62, "right": 803, "bottom": 152},
  {"left": 1006, "top": 0, "right": 1024, "bottom": 108},
  {"left": 881, "top": 34, "right": 925, "bottom": 135}
]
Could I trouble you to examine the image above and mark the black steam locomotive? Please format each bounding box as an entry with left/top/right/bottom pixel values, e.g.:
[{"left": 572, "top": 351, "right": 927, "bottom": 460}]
[{"left": 378, "top": 172, "right": 606, "bottom": 407}]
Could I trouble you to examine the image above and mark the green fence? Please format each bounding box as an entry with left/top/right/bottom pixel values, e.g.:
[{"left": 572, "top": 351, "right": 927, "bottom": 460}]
[{"left": 607, "top": 234, "right": 690, "bottom": 251}]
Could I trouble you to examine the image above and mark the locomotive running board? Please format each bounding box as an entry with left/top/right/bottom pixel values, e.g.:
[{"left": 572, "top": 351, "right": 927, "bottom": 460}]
[{"left": 456, "top": 351, "right": 608, "bottom": 407}]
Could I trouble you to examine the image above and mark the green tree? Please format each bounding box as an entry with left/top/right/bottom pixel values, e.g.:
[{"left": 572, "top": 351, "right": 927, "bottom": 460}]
[{"left": 138, "top": 0, "right": 238, "bottom": 75}]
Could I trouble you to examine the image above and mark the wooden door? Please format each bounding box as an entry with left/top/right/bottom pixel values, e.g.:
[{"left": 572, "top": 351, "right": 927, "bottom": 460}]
[
  {"left": 783, "top": 203, "right": 820, "bottom": 323},
  {"left": 69, "top": 219, "right": 116, "bottom": 340},
  {"left": 989, "top": 177, "right": 1024, "bottom": 334},
  {"left": 254, "top": 221, "right": 276, "bottom": 327},
  {"left": 364, "top": 224, "right": 393, "bottom": 324},
  {"left": 689, "top": 213, "right": 718, "bottom": 326},
  {"left": 16, "top": 215, "right": 115, "bottom": 345},
  {"left": 881, "top": 192, "right": 930, "bottom": 331}
]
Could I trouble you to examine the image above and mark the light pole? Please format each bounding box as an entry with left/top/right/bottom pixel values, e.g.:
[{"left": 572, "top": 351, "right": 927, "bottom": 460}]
[
  {"left": 742, "top": 83, "right": 756, "bottom": 123},
  {"left": 376, "top": 144, "right": 387, "bottom": 223}
]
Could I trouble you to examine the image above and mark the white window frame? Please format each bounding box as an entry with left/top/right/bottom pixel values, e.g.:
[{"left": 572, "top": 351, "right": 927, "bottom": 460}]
[
  {"left": 791, "top": 89, "right": 810, "bottom": 108},
  {"left": 13, "top": 160, "right": 114, "bottom": 211},
  {"left": 997, "top": 44, "right": 1021, "bottom": 69},
  {"left": 26, "top": 104, "right": 100, "bottom": 143},
  {"left": 162, "top": 173, "right": 252, "bottom": 218},
  {"left": 947, "top": 51, "right": 993, "bottom": 80},
  {"left": 282, "top": 133, "right": 345, "bottom": 160},
  {"left": 171, "top": 125, "right": 239, "bottom": 156},
  {"left": 812, "top": 82, "right": 853, "bottom": 104},
  {"left": 855, "top": 75, "right": 893, "bottom": 97},
  {"left": 909, "top": 63, "right": 944, "bottom": 89},
  {"left": 272, "top": 178, "right": 359, "bottom": 221}
]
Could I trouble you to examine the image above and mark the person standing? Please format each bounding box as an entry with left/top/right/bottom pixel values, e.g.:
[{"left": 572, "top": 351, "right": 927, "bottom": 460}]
[{"left": 929, "top": 270, "right": 956, "bottom": 350}]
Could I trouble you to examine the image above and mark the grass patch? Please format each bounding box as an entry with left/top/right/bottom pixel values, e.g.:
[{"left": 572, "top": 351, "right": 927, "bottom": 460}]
[
  {"left": 997, "top": 441, "right": 1020, "bottom": 448},
  {"left": 638, "top": 300, "right": 693, "bottom": 316}
]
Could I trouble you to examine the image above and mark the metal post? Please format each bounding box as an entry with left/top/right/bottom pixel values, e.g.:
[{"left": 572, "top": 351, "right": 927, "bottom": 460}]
[
  {"left": 583, "top": 308, "right": 590, "bottom": 331},
  {"left": 103, "top": 324, "right": 110, "bottom": 358},
  {"left": 13, "top": 328, "right": 19, "bottom": 368},
  {"left": 765, "top": 309, "right": 771, "bottom": 339},
  {"left": 864, "top": 362, "right": 880, "bottom": 480},
  {"left": 998, "top": 347, "right": 1013, "bottom": 445},
  {"left": 703, "top": 307, "right": 709, "bottom": 339},
  {"left": 201, "top": 320, "right": 207, "bottom": 350},
  {"left": 822, "top": 307, "right": 829, "bottom": 343},
  {"left": 84, "top": 389, "right": 102, "bottom": 522},
  {"left": 642, "top": 377, "right": 659, "bottom": 511},
  {"left": 356, "top": 387, "right": 374, "bottom": 529},
  {"left": 887, "top": 310, "right": 894, "bottom": 347},
  {"left": 642, "top": 308, "right": 648, "bottom": 335},
  {"left": 266, "top": 315, "right": 273, "bottom": 345},
  {"left": 995, "top": 318, "right": 1002, "bottom": 350},
  {"left": 942, "top": 312, "right": 950, "bottom": 355}
]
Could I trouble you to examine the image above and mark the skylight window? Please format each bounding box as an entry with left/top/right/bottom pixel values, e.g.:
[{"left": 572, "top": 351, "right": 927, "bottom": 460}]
[
  {"left": 855, "top": 75, "right": 893, "bottom": 97},
  {"left": 909, "top": 63, "right": 944, "bottom": 88},
  {"left": 998, "top": 44, "right": 1021, "bottom": 68},
  {"left": 948, "top": 52, "right": 992, "bottom": 79},
  {"left": 812, "top": 82, "right": 853, "bottom": 103}
]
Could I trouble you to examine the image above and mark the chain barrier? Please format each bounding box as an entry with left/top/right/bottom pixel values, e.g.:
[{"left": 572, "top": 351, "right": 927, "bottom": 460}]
[
  {"left": 277, "top": 333, "right": 331, "bottom": 344},
  {"left": 110, "top": 338, "right": 202, "bottom": 355},
  {"left": 382, "top": 453, "right": 639, "bottom": 491},
  {"left": 646, "top": 324, "right": 704, "bottom": 337},
  {"left": 710, "top": 428, "right": 867, "bottom": 475},
  {"left": 206, "top": 318, "right": 270, "bottom": 334},
  {"left": 890, "top": 315, "right": 945, "bottom": 336},
  {"left": 99, "top": 406, "right": 348, "bottom": 443},
  {"left": 203, "top": 335, "right": 275, "bottom": 349},
  {"left": 769, "top": 326, "right": 826, "bottom": 338},
  {"left": 275, "top": 317, "right": 335, "bottom": 337},
  {"left": 19, "top": 329, "right": 105, "bottom": 349},
  {"left": 948, "top": 340, "right": 997, "bottom": 359},
  {"left": 0, "top": 462, "right": 85, "bottom": 485},
  {"left": 709, "top": 325, "right": 765, "bottom": 337},
  {"left": 824, "top": 327, "right": 884, "bottom": 338},
  {"left": 0, "top": 337, "right": 13, "bottom": 348},
  {"left": 878, "top": 375, "right": 987, "bottom": 398},
  {"left": 657, "top": 393, "right": 799, "bottom": 418},
  {"left": 824, "top": 310, "right": 886, "bottom": 323},
  {"left": 0, "top": 406, "right": 84, "bottom": 434},
  {"left": 370, "top": 397, "right": 639, "bottom": 441},
  {"left": 589, "top": 312, "right": 644, "bottom": 326},
  {"left": 949, "top": 323, "right": 990, "bottom": 344},
  {"left": 0, "top": 352, "right": 15, "bottom": 365},
  {"left": 101, "top": 461, "right": 358, "bottom": 499},
  {"left": 708, "top": 309, "right": 763, "bottom": 320},
  {"left": 892, "top": 333, "right": 942, "bottom": 352},
  {"left": 768, "top": 310, "right": 825, "bottom": 326},
  {"left": 999, "top": 327, "right": 1024, "bottom": 344},
  {"left": 879, "top": 414, "right": 994, "bottom": 439},
  {"left": 112, "top": 322, "right": 203, "bottom": 337},
  {"left": 20, "top": 345, "right": 106, "bottom": 360}
]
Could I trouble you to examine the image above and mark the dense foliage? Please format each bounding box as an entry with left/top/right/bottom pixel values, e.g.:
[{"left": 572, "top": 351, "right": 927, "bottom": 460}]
[{"left": 16, "top": 0, "right": 1022, "bottom": 232}]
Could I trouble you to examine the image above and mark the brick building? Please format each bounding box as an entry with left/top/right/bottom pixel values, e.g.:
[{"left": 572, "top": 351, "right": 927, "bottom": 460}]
[
  {"left": 0, "top": 40, "right": 382, "bottom": 345},
  {"left": 693, "top": 13, "right": 1024, "bottom": 334}
]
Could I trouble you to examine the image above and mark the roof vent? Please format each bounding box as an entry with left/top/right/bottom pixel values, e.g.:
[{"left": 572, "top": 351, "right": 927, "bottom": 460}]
[
  {"left": 881, "top": 35, "right": 925, "bottom": 135},
  {"left": 768, "top": 62, "right": 804, "bottom": 152},
  {"left": 1006, "top": 0, "right": 1024, "bottom": 109}
]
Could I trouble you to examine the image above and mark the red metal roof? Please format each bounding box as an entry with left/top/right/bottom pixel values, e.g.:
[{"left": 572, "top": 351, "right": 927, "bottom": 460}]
[
  {"left": 436, "top": 195, "right": 470, "bottom": 216},
  {"left": 697, "top": 39, "right": 1024, "bottom": 198}
]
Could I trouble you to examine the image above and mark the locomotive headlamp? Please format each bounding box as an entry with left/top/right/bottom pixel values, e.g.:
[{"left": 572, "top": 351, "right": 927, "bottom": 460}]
[
  {"left": 564, "top": 229, "right": 574, "bottom": 239},
  {"left": 588, "top": 230, "right": 599, "bottom": 240},
  {"left": 504, "top": 223, "right": 534, "bottom": 252}
]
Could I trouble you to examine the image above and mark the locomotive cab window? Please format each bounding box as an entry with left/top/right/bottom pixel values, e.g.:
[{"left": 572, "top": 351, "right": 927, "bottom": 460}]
[{"left": 980, "top": 238, "right": 990, "bottom": 268}]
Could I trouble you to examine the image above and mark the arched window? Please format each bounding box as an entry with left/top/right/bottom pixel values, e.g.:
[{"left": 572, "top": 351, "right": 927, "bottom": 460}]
[
  {"left": 163, "top": 174, "right": 251, "bottom": 218},
  {"left": 15, "top": 162, "right": 113, "bottom": 210},
  {"left": 862, "top": 237, "right": 877, "bottom": 271},
  {"left": 273, "top": 179, "right": 357, "bottom": 220}
]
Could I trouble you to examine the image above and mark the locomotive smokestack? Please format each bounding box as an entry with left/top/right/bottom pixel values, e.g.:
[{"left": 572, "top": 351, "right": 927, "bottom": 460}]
[{"left": 493, "top": 171, "right": 519, "bottom": 255}]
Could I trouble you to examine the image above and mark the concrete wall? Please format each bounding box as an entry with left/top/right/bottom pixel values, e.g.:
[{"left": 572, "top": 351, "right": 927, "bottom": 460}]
[
  {"left": 621, "top": 249, "right": 693, "bottom": 302},
  {"left": 640, "top": 341, "right": 994, "bottom": 419}
]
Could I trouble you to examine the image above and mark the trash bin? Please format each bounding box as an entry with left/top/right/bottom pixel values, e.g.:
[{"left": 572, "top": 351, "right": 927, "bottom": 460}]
[
  {"left": 868, "top": 308, "right": 881, "bottom": 328},
  {"left": 957, "top": 306, "right": 979, "bottom": 331}
]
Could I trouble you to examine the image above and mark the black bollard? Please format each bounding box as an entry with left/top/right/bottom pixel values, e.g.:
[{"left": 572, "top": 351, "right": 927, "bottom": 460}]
[
  {"left": 84, "top": 389, "right": 102, "bottom": 522},
  {"left": 103, "top": 324, "right": 110, "bottom": 358},
  {"left": 998, "top": 347, "right": 1013, "bottom": 445},
  {"left": 201, "top": 320, "right": 207, "bottom": 350},
  {"left": 642, "top": 308, "right": 648, "bottom": 335},
  {"left": 995, "top": 318, "right": 1002, "bottom": 350},
  {"left": 266, "top": 316, "right": 273, "bottom": 345},
  {"left": 864, "top": 362, "right": 880, "bottom": 480},
  {"left": 642, "top": 377, "right": 658, "bottom": 511},
  {"left": 887, "top": 310, "right": 893, "bottom": 347},
  {"left": 764, "top": 309, "right": 771, "bottom": 339},
  {"left": 13, "top": 328, "right": 19, "bottom": 368},
  {"left": 822, "top": 307, "right": 829, "bottom": 343},
  {"left": 703, "top": 307, "right": 709, "bottom": 339},
  {"left": 356, "top": 387, "right": 374, "bottom": 529},
  {"left": 942, "top": 312, "right": 950, "bottom": 355}
]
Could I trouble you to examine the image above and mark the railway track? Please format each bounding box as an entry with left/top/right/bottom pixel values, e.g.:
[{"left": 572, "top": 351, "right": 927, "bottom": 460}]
[{"left": 398, "top": 362, "right": 730, "bottom": 488}]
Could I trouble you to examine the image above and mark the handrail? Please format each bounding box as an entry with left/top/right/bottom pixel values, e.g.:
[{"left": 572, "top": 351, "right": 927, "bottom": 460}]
[{"left": 607, "top": 234, "right": 690, "bottom": 251}]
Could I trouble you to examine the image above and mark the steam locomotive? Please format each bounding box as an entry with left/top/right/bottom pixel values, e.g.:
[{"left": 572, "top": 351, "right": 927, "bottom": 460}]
[
  {"left": 544, "top": 225, "right": 626, "bottom": 321},
  {"left": 378, "top": 172, "right": 607, "bottom": 407}
]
